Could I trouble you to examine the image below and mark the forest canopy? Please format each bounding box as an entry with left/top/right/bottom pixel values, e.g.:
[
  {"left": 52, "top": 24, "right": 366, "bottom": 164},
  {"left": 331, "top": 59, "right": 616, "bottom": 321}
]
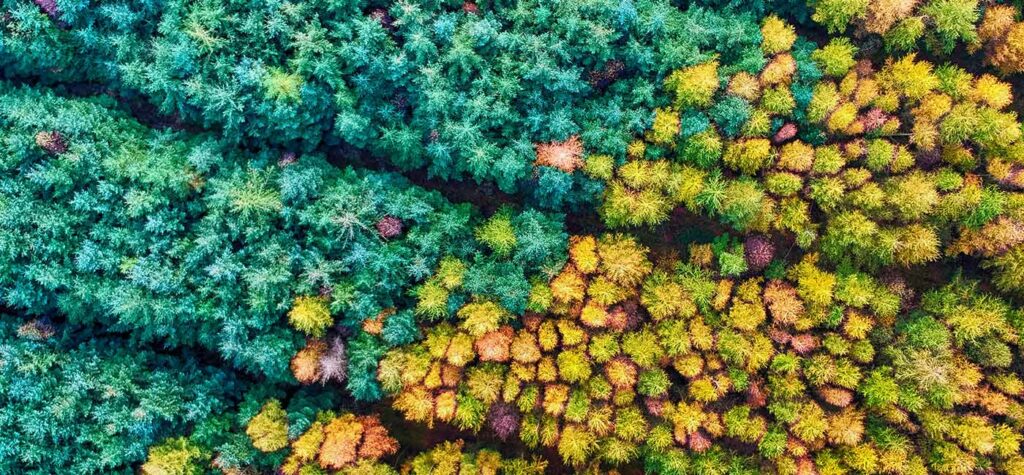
[{"left": 5, "top": 0, "right": 1024, "bottom": 474}]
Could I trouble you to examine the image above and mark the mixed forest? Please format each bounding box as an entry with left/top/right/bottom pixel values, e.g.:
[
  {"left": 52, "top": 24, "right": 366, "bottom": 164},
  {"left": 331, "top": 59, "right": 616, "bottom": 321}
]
[{"left": 8, "top": 0, "right": 1024, "bottom": 473}]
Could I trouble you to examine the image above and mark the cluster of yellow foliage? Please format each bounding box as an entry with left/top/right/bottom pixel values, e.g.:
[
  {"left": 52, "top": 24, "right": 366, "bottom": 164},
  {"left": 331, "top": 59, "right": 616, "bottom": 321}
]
[
  {"left": 376, "top": 232, "right": 1024, "bottom": 472},
  {"left": 595, "top": 15, "right": 1024, "bottom": 279},
  {"left": 979, "top": 5, "right": 1024, "bottom": 75},
  {"left": 245, "top": 400, "right": 399, "bottom": 474}
]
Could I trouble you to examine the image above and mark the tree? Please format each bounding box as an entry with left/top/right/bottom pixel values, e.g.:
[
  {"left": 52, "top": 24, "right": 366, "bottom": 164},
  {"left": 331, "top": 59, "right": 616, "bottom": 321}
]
[
  {"left": 246, "top": 400, "right": 289, "bottom": 453},
  {"left": 979, "top": 5, "right": 1024, "bottom": 74},
  {"left": 288, "top": 296, "right": 333, "bottom": 337},
  {"left": 141, "top": 438, "right": 209, "bottom": 475}
]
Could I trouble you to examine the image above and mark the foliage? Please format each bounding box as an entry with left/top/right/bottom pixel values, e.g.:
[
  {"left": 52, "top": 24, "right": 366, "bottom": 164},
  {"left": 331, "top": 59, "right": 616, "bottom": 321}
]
[
  {"left": 0, "top": 84, "right": 566, "bottom": 401},
  {"left": 7, "top": 2, "right": 1024, "bottom": 474},
  {"left": 808, "top": 0, "right": 982, "bottom": 54},
  {"left": 0, "top": 0, "right": 771, "bottom": 206},
  {"left": 0, "top": 314, "right": 239, "bottom": 474},
  {"left": 979, "top": 5, "right": 1024, "bottom": 75},
  {"left": 592, "top": 15, "right": 1024, "bottom": 284},
  {"left": 246, "top": 400, "right": 290, "bottom": 453},
  {"left": 377, "top": 232, "right": 1024, "bottom": 471},
  {"left": 403, "top": 440, "right": 546, "bottom": 475},
  {"left": 140, "top": 437, "right": 210, "bottom": 475}
]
